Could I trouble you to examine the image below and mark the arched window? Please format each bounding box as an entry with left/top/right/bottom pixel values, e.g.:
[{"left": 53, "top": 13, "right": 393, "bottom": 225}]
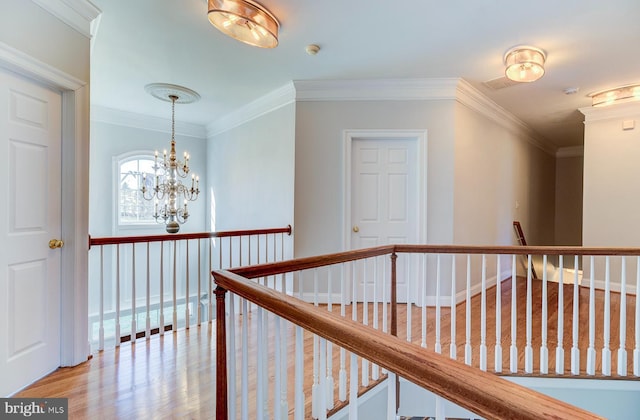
[{"left": 117, "top": 154, "right": 157, "bottom": 225}]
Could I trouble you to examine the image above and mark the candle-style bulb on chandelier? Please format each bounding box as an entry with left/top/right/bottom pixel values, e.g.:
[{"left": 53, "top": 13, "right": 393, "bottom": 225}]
[{"left": 141, "top": 83, "right": 201, "bottom": 233}]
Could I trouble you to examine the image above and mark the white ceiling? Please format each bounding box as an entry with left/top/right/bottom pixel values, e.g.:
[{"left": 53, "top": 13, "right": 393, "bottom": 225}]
[{"left": 90, "top": 0, "right": 640, "bottom": 149}]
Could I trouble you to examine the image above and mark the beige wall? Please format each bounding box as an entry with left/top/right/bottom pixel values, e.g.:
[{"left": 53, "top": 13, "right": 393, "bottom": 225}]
[
  {"left": 294, "top": 100, "right": 456, "bottom": 258},
  {"left": 583, "top": 103, "right": 640, "bottom": 247},
  {"left": 453, "top": 103, "right": 556, "bottom": 247},
  {"left": 208, "top": 103, "right": 296, "bottom": 232},
  {"left": 555, "top": 155, "right": 583, "bottom": 246}
]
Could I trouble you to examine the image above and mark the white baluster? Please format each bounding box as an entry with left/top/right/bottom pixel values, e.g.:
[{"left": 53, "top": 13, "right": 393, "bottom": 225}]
[
  {"left": 510, "top": 254, "right": 517, "bottom": 373},
  {"left": 406, "top": 254, "right": 412, "bottom": 344},
  {"left": 185, "top": 240, "right": 190, "bottom": 329},
  {"left": 228, "top": 292, "right": 237, "bottom": 420},
  {"left": 99, "top": 246, "right": 104, "bottom": 351},
  {"left": 339, "top": 264, "right": 347, "bottom": 401},
  {"left": 421, "top": 254, "right": 427, "bottom": 349},
  {"left": 587, "top": 256, "right": 596, "bottom": 375},
  {"left": 116, "top": 244, "right": 121, "bottom": 346},
  {"left": 525, "top": 254, "right": 533, "bottom": 373},
  {"left": 386, "top": 372, "right": 396, "bottom": 420},
  {"left": 145, "top": 242, "right": 151, "bottom": 339},
  {"left": 312, "top": 270, "right": 319, "bottom": 419},
  {"left": 348, "top": 352, "right": 358, "bottom": 419},
  {"left": 256, "top": 306, "right": 264, "bottom": 420},
  {"left": 618, "top": 257, "right": 628, "bottom": 376},
  {"left": 241, "top": 298, "right": 249, "bottom": 420},
  {"left": 540, "top": 255, "right": 549, "bottom": 375},
  {"left": 294, "top": 325, "right": 304, "bottom": 420},
  {"left": 160, "top": 242, "right": 165, "bottom": 336},
  {"left": 326, "top": 268, "right": 335, "bottom": 407},
  {"left": 362, "top": 260, "right": 369, "bottom": 386},
  {"left": 318, "top": 337, "right": 328, "bottom": 420},
  {"left": 197, "top": 239, "right": 201, "bottom": 325},
  {"left": 556, "top": 255, "right": 565, "bottom": 374},
  {"left": 280, "top": 317, "right": 289, "bottom": 419},
  {"left": 603, "top": 256, "right": 612, "bottom": 376},
  {"left": 465, "top": 254, "right": 472, "bottom": 366},
  {"left": 571, "top": 255, "right": 580, "bottom": 375},
  {"left": 371, "top": 258, "right": 380, "bottom": 381},
  {"left": 435, "top": 254, "right": 442, "bottom": 354},
  {"left": 172, "top": 240, "right": 178, "bottom": 331},
  {"left": 495, "top": 254, "right": 502, "bottom": 373},
  {"left": 131, "top": 244, "right": 136, "bottom": 341},
  {"left": 480, "top": 254, "right": 487, "bottom": 371},
  {"left": 450, "top": 254, "right": 457, "bottom": 360},
  {"left": 274, "top": 315, "right": 282, "bottom": 420},
  {"left": 635, "top": 256, "right": 640, "bottom": 377}
]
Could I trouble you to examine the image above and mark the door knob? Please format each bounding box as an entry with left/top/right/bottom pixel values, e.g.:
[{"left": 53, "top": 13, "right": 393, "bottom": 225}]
[
  {"left": 352, "top": 226, "right": 359, "bottom": 233},
  {"left": 49, "top": 239, "right": 64, "bottom": 249}
]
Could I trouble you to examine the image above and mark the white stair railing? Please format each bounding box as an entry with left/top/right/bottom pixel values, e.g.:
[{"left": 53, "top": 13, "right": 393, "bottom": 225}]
[{"left": 87, "top": 226, "right": 292, "bottom": 351}]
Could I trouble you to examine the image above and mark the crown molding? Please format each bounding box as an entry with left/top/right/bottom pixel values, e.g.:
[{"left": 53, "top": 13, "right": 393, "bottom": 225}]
[
  {"left": 580, "top": 102, "right": 640, "bottom": 122},
  {"left": 455, "top": 79, "right": 556, "bottom": 155},
  {"left": 92, "top": 105, "right": 207, "bottom": 139},
  {"left": 556, "top": 146, "right": 584, "bottom": 158},
  {"left": 206, "top": 77, "right": 555, "bottom": 155},
  {"left": 292, "top": 78, "right": 460, "bottom": 101},
  {"left": 0, "top": 41, "right": 85, "bottom": 90},
  {"left": 206, "top": 82, "right": 296, "bottom": 137},
  {"left": 31, "top": 0, "right": 101, "bottom": 39}
]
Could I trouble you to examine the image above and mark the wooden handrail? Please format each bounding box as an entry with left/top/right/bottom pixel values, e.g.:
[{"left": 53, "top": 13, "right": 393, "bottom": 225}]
[
  {"left": 228, "top": 243, "right": 640, "bottom": 280},
  {"left": 88, "top": 225, "right": 292, "bottom": 247},
  {"left": 213, "top": 270, "right": 603, "bottom": 420},
  {"left": 231, "top": 245, "right": 394, "bottom": 278}
]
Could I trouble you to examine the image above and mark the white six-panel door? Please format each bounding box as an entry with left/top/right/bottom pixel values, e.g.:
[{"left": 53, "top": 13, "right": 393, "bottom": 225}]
[
  {"left": 0, "top": 68, "right": 62, "bottom": 396},
  {"left": 350, "top": 136, "right": 420, "bottom": 302}
]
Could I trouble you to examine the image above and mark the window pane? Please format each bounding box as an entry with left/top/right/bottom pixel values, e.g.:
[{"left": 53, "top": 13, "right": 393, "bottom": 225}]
[{"left": 118, "top": 157, "right": 157, "bottom": 225}]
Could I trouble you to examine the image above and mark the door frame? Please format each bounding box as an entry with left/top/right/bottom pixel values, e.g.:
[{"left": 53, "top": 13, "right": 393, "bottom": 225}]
[
  {"left": 0, "top": 42, "right": 89, "bottom": 367},
  {"left": 342, "top": 129, "right": 428, "bottom": 251}
]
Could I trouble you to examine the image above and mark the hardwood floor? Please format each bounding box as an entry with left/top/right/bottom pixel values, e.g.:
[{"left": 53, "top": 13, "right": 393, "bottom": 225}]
[{"left": 14, "top": 278, "right": 639, "bottom": 419}]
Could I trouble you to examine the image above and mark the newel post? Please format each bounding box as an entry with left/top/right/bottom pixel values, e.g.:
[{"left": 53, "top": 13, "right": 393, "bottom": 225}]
[{"left": 215, "top": 286, "right": 228, "bottom": 420}]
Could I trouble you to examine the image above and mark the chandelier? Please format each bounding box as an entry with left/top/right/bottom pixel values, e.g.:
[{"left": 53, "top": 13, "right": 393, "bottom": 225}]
[{"left": 141, "top": 83, "right": 201, "bottom": 233}]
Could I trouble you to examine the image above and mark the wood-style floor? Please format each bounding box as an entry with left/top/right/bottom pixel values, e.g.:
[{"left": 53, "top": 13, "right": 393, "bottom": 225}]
[{"left": 14, "top": 278, "right": 639, "bottom": 419}]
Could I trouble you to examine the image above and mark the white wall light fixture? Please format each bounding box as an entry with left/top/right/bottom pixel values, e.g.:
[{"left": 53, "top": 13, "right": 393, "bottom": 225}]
[
  {"left": 208, "top": 0, "right": 279, "bottom": 48},
  {"left": 504, "top": 45, "right": 546, "bottom": 83},
  {"left": 589, "top": 84, "right": 640, "bottom": 107}
]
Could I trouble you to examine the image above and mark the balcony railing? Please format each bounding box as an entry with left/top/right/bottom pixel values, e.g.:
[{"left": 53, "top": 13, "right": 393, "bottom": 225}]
[
  {"left": 87, "top": 225, "right": 292, "bottom": 351},
  {"left": 212, "top": 244, "right": 638, "bottom": 419}
]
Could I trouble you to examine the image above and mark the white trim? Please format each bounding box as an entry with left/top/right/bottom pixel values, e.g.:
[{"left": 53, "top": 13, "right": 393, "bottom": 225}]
[
  {"left": 31, "top": 0, "right": 101, "bottom": 39},
  {"left": 556, "top": 146, "right": 584, "bottom": 158},
  {"left": 92, "top": 105, "right": 207, "bottom": 139},
  {"left": 580, "top": 102, "right": 640, "bottom": 122},
  {"left": 0, "top": 42, "right": 85, "bottom": 91},
  {"left": 206, "top": 82, "right": 296, "bottom": 137},
  {"left": 342, "top": 130, "right": 428, "bottom": 252},
  {"left": 0, "top": 43, "right": 89, "bottom": 367},
  {"left": 455, "top": 80, "right": 556, "bottom": 155},
  {"left": 293, "top": 78, "right": 459, "bottom": 101}
]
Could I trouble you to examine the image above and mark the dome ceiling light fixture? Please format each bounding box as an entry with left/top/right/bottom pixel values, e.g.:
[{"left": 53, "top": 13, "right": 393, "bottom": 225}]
[
  {"left": 207, "top": 0, "right": 279, "bottom": 48},
  {"left": 589, "top": 84, "right": 640, "bottom": 107},
  {"left": 504, "top": 45, "right": 546, "bottom": 83}
]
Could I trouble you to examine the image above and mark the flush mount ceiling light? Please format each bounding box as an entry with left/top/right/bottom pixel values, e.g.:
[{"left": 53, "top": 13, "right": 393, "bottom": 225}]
[
  {"left": 207, "top": 0, "right": 279, "bottom": 48},
  {"left": 589, "top": 84, "right": 640, "bottom": 107},
  {"left": 504, "top": 46, "right": 546, "bottom": 83}
]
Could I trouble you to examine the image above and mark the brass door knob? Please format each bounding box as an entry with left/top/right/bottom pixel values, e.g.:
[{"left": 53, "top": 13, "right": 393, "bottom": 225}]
[
  {"left": 49, "top": 239, "right": 64, "bottom": 249},
  {"left": 352, "top": 226, "right": 359, "bottom": 233}
]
